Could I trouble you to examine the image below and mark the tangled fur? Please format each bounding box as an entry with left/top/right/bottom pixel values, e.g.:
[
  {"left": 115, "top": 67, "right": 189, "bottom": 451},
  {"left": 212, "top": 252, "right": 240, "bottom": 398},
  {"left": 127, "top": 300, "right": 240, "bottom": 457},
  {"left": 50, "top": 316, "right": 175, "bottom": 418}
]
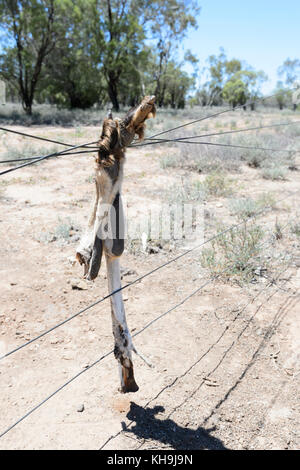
[{"left": 96, "top": 95, "right": 156, "bottom": 166}]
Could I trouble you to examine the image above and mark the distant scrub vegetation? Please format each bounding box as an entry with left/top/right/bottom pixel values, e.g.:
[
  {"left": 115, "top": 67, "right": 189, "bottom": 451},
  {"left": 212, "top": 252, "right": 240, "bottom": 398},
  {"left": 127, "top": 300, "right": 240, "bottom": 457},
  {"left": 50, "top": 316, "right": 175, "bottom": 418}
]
[{"left": 0, "top": 1, "right": 299, "bottom": 117}]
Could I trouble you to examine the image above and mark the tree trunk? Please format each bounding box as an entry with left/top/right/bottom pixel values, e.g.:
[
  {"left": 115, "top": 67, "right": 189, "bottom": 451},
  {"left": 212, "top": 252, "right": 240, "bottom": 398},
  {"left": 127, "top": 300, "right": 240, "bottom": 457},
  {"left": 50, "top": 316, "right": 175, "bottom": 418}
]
[
  {"left": 107, "top": 74, "right": 120, "bottom": 111},
  {"left": 158, "top": 82, "right": 167, "bottom": 107},
  {"left": 22, "top": 95, "right": 33, "bottom": 115}
]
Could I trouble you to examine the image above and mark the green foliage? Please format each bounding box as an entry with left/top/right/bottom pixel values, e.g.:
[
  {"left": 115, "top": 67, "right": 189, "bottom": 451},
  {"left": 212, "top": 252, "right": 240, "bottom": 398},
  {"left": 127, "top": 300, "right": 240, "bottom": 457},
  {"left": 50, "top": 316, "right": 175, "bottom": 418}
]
[
  {"left": 0, "top": 0, "right": 200, "bottom": 112},
  {"left": 261, "top": 164, "right": 288, "bottom": 181},
  {"left": 201, "top": 222, "right": 265, "bottom": 283},
  {"left": 228, "top": 193, "right": 276, "bottom": 220},
  {"left": 1, "top": 143, "right": 60, "bottom": 164},
  {"left": 222, "top": 70, "right": 267, "bottom": 108},
  {"left": 196, "top": 49, "right": 268, "bottom": 108},
  {"left": 40, "top": 0, "right": 105, "bottom": 109},
  {"left": 37, "top": 217, "right": 81, "bottom": 244},
  {"left": 0, "top": 0, "right": 57, "bottom": 114},
  {"left": 278, "top": 58, "right": 300, "bottom": 86},
  {"left": 197, "top": 171, "right": 235, "bottom": 198}
]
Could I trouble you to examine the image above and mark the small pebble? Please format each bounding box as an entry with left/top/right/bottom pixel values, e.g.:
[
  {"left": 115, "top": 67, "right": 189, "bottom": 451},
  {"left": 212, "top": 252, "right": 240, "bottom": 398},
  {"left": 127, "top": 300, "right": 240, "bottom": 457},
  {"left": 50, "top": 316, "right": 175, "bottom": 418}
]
[{"left": 77, "top": 404, "right": 84, "bottom": 413}]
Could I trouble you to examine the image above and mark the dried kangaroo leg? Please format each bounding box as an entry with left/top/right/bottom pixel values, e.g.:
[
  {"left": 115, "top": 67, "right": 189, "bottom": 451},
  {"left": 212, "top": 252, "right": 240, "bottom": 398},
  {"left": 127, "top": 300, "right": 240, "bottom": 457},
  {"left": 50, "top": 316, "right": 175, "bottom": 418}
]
[{"left": 76, "top": 96, "right": 156, "bottom": 392}]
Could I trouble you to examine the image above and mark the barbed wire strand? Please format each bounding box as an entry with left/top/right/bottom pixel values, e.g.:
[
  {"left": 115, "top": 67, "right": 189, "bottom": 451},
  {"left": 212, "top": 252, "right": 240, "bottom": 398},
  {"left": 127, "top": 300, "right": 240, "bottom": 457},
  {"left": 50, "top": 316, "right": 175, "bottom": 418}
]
[
  {"left": 0, "top": 190, "right": 296, "bottom": 363},
  {"left": 0, "top": 274, "right": 217, "bottom": 440}
]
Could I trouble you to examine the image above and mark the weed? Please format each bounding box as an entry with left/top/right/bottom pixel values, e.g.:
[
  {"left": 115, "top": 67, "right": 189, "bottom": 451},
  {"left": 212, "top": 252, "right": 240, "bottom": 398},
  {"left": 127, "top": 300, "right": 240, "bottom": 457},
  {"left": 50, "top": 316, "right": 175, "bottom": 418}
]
[
  {"left": 166, "top": 179, "right": 205, "bottom": 204},
  {"left": 160, "top": 154, "right": 181, "bottom": 169},
  {"left": 291, "top": 222, "right": 300, "bottom": 237},
  {"left": 0, "top": 143, "right": 61, "bottom": 165},
  {"left": 274, "top": 219, "right": 284, "bottom": 240},
  {"left": 199, "top": 171, "right": 235, "bottom": 198},
  {"left": 37, "top": 217, "right": 81, "bottom": 245},
  {"left": 228, "top": 193, "right": 276, "bottom": 220},
  {"left": 261, "top": 165, "right": 288, "bottom": 180},
  {"left": 201, "top": 221, "right": 265, "bottom": 283}
]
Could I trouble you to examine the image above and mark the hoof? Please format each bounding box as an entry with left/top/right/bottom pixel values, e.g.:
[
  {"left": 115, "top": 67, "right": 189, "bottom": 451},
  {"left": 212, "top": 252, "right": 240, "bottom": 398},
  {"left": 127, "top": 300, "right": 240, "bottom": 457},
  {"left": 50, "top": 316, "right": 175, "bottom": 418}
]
[
  {"left": 75, "top": 251, "right": 91, "bottom": 278},
  {"left": 120, "top": 362, "right": 139, "bottom": 393},
  {"left": 120, "top": 379, "right": 139, "bottom": 394},
  {"left": 86, "top": 237, "right": 103, "bottom": 281}
]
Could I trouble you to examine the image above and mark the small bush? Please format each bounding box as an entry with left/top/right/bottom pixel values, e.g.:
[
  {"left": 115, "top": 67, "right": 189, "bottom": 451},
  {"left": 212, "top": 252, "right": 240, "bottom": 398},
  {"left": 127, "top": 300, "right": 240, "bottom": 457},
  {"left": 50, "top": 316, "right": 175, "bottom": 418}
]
[
  {"left": 229, "top": 193, "right": 277, "bottom": 220},
  {"left": 229, "top": 198, "right": 258, "bottom": 219},
  {"left": 166, "top": 179, "right": 205, "bottom": 204},
  {"left": 256, "top": 192, "right": 277, "bottom": 209},
  {"left": 261, "top": 165, "right": 288, "bottom": 180},
  {"left": 199, "top": 171, "right": 235, "bottom": 198},
  {"left": 160, "top": 154, "right": 181, "bottom": 169},
  {"left": 291, "top": 223, "right": 300, "bottom": 237},
  {"left": 0, "top": 143, "right": 61, "bottom": 165},
  {"left": 37, "top": 217, "right": 81, "bottom": 244},
  {"left": 201, "top": 222, "right": 265, "bottom": 283}
]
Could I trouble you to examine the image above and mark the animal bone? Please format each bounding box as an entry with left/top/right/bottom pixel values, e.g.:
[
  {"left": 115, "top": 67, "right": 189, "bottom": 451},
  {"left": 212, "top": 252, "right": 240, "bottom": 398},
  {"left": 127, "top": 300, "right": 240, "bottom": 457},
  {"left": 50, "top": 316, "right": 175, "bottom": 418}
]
[{"left": 76, "top": 96, "right": 156, "bottom": 392}]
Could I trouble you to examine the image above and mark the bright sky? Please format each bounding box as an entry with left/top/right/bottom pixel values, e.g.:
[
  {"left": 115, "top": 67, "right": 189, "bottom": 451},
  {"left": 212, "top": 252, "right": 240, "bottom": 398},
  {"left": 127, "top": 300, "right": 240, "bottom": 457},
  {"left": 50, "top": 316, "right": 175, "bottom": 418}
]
[{"left": 181, "top": 0, "right": 300, "bottom": 93}]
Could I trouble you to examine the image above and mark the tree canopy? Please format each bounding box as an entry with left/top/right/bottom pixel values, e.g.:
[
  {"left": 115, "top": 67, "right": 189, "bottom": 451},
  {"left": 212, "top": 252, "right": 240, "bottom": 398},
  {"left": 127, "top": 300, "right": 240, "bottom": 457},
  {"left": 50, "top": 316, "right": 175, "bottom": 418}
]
[
  {"left": 0, "top": 2, "right": 298, "bottom": 113},
  {"left": 0, "top": 0, "right": 200, "bottom": 113}
]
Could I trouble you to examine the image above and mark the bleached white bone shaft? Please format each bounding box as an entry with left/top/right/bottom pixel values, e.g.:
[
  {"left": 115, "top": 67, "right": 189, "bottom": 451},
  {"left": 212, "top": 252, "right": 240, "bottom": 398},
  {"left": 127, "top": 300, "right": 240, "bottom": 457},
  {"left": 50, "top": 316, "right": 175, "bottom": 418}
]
[{"left": 105, "top": 254, "right": 138, "bottom": 392}]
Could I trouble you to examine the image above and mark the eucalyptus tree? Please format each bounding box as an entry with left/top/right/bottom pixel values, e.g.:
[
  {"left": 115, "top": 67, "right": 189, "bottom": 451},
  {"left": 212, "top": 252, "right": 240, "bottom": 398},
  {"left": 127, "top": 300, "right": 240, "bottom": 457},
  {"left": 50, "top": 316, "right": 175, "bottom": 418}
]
[{"left": 0, "top": 0, "right": 57, "bottom": 114}]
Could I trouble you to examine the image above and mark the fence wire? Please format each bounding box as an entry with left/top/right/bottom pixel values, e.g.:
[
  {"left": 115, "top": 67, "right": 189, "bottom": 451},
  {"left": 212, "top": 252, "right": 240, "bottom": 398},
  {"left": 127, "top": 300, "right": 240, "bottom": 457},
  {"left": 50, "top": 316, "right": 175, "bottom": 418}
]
[
  {"left": 0, "top": 244, "right": 295, "bottom": 441},
  {"left": 0, "top": 86, "right": 299, "bottom": 444},
  {"left": 0, "top": 190, "right": 296, "bottom": 363},
  {"left": 0, "top": 87, "right": 298, "bottom": 174},
  {"left": 99, "top": 260, "right": 295, "bottom": 450}
]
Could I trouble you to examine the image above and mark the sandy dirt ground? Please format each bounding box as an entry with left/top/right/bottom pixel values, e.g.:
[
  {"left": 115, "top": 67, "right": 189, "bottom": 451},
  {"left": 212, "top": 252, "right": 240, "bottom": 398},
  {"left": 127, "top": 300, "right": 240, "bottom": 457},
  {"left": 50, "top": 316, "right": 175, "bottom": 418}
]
[{"left": 0, "top": 116, "right": 299, "bottom": 450}]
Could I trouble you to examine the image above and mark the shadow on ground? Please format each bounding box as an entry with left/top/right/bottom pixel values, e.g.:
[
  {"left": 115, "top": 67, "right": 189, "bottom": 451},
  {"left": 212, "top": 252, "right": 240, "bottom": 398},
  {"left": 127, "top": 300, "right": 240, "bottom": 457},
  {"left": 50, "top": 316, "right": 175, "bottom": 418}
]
[{"left": 122, "top": 402, "right": 227, "bottom": 450}]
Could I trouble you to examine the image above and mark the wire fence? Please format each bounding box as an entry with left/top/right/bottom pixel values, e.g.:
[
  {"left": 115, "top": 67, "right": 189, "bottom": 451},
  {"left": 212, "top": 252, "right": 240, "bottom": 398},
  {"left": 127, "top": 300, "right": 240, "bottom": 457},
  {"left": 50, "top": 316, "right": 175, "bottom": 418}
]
[
  {"left": 0, "top": 87, "right": 299, "bottom": 174},
  {"left": 143, "top": 120, "right": 300, "bottom": 142},
  {"left": 0, "top": 235, "right": 295, "bottom": 441},
  {"left": 99, "top": 260, "right": 295, "bottom": 449},
  {"left": 0, "top": 190, "right": 296, "bottom": 363},
  {"left": 145, "top": 87, "right": 299, "bottom": 140},
  {"left": 0, "top": 87, "right": 299, "bottom": 444}
]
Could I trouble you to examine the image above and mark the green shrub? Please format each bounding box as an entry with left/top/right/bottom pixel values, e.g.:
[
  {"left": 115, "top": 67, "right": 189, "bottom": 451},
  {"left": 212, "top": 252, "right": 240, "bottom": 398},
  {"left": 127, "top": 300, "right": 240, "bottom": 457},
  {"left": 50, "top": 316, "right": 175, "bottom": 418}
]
[
  {"left": 229, "top": 193, "right": 277, "bottom": 220},
  {"left": 166, "top": 179, "right": 205, "bottom": 204},
  {"left": 37, "top": 217, "right": 81, "bottom": 244},
  {"left": 291, "top": 223, "right": 300, "bottom": 237},
  {"left": 199, "top": 171, "right": 235, "bottom": 198},
  {"left": 201, "top": 222, "right": 265, "bottom": 283},
  {"left": 261, "top": 165, "right": 288, "bottom": 180},
  {"left": 0, "top": 143, "right": 61, "bottom": 164}
]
